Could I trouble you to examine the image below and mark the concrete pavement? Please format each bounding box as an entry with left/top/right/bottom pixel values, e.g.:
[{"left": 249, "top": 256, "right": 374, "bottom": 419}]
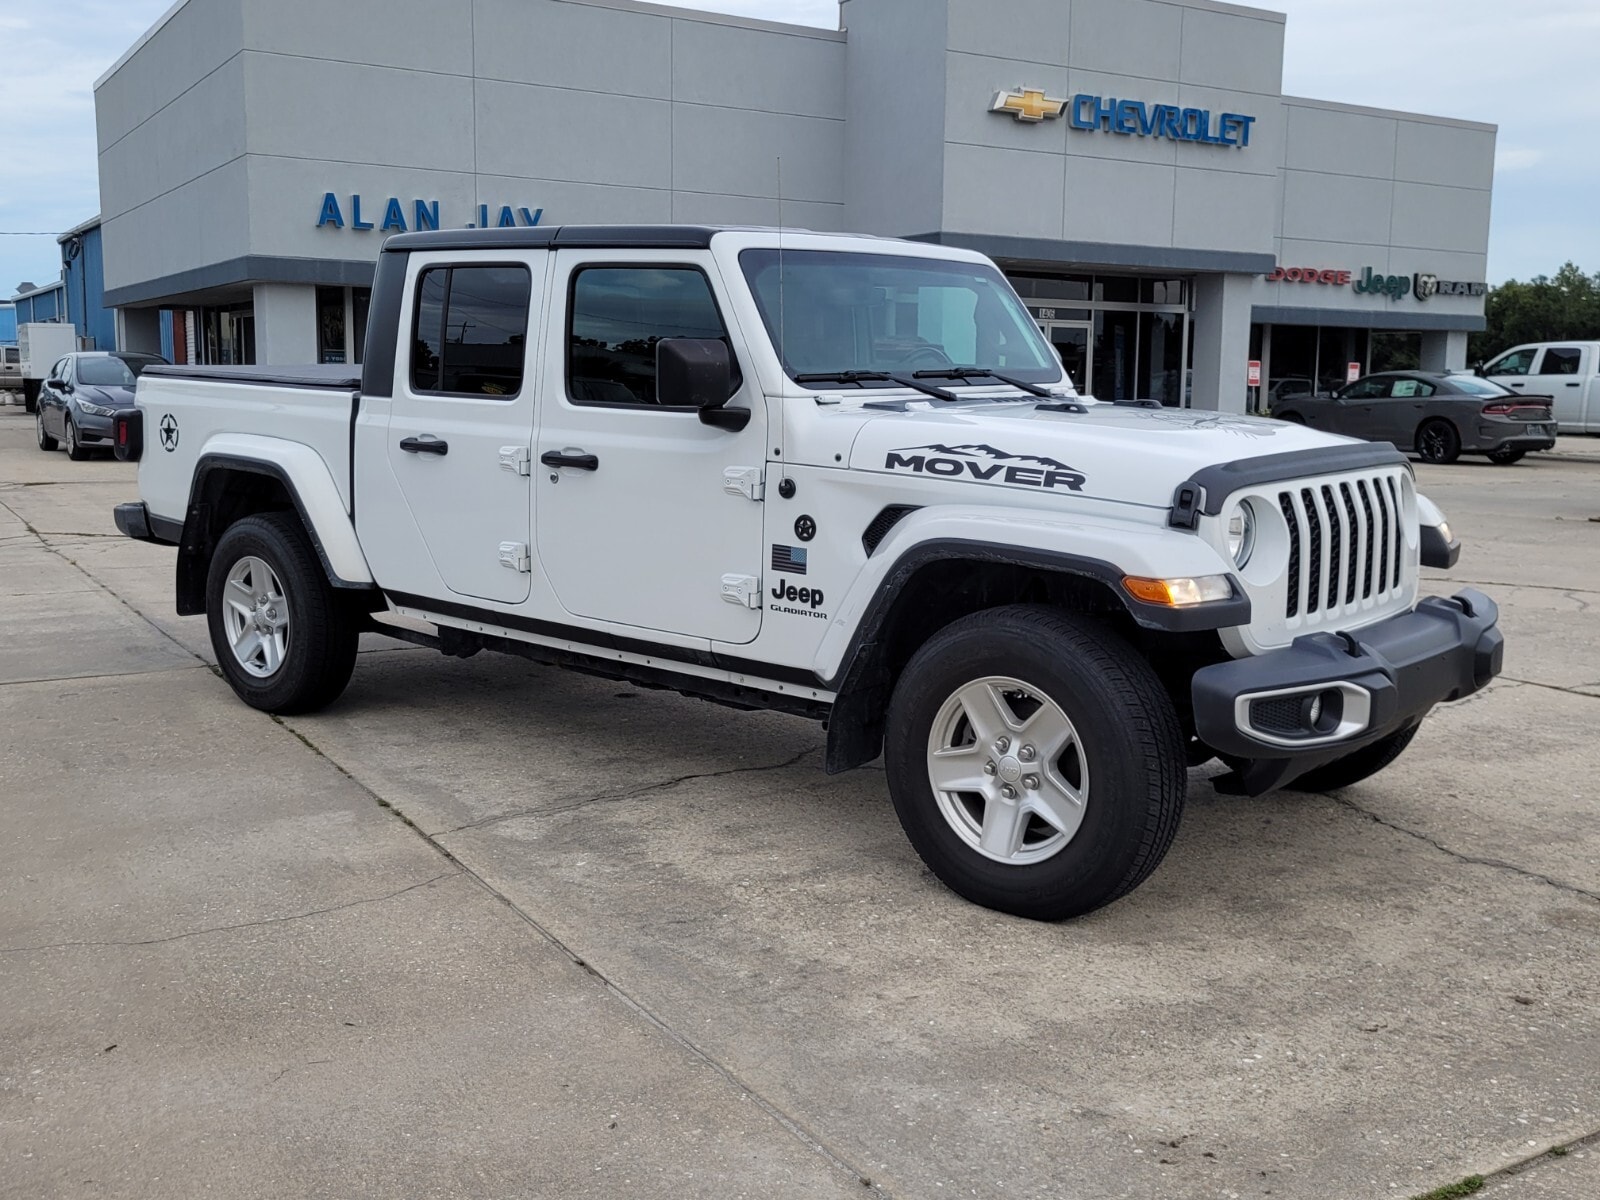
[{"left": 3, "top": 408, "right": 1598, "bottom": 1200}]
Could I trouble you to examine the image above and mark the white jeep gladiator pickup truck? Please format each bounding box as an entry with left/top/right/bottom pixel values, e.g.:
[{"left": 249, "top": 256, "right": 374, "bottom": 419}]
[{"left": 111, "top": 226, "right": 1503, "bottom": 919}]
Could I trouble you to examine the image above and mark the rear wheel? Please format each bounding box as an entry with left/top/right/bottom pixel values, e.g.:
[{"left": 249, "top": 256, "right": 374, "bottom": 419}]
[
  {"left": 206, "top": 513, "right": 359, "bottom": 714},
  {"left": 36, "top": 408, "right": 57, "bottom": 452},
  {"left": 1487, "top": 447, "right": 1525, "bottom": 465},
  {"left": 1416, "top": 419, "right": 1461, "bottom": 465},
  {"left": 884, "top": 605, "right": 1186, "bottom": 920},
  {"left": 1287, "top": 724, "right": 1420, "bottom": 792}
]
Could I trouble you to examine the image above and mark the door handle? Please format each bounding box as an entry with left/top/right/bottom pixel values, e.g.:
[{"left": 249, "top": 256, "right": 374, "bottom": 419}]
[
  {"left": 399, "top": 436, "right": 449, "bottom": 455},
  {"left": 540, "top": 449, "right": 599, "bottom": 471},
  {"left": 1510, "top": 382, "right": 1525, "bottom": 388},
  {"left": 1566, "top": 382, "right": 1580, "bottom": 387}
]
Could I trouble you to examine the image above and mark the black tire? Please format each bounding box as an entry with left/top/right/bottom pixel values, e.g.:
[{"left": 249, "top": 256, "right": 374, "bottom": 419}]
[
  {"left": 23, "top": 380, "right": 39, "bottom": 414},
  {"left": 1416, "top": 419, "right": 1461, "bottom": 465},
  {"left": 1287, "top": 724, "right": 1420, "bottom": 792},
  {"left": 36, "top": 408, "right": 58, "bottom": 452},
  {"left": 63, "top": 417, "right": 90, "bottom": 461},
  {"left": 1275, "top": 411, "right": 1306, "bottom": 424},
  {"left": 1487, "top": 447, "right": 1525, "bottom": 465},
  {"left": 206, "top": 513, "right": 359, "bottom": 714},
  {"left": 884, "top": 605, "right": 1186, "bottom": 920}
]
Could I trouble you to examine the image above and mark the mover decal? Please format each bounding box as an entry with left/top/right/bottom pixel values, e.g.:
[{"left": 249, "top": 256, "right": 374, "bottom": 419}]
[{"left": 884, "top": 444, "right": 1086, "bottom": 492}]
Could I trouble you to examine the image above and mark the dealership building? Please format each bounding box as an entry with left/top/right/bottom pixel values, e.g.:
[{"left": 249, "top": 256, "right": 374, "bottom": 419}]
[{"left": 95, "top": 0, "right": 1495, "bottom": 411}]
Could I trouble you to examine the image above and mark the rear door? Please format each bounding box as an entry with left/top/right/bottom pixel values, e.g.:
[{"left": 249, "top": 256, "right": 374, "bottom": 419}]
[
  {"left": 377, "top": 251, "right": 546, "bottom": 604},
  {"left": 1533, "top": 345, "right": 1586, "bottom": 430},
  {"left": 1380, "top": 376, "right": 1435, "bottom": 447}
]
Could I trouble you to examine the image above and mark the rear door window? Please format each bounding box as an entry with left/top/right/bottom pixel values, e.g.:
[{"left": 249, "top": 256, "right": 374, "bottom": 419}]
[
  {"left": 1537, "top": 347, "right": 1583, "bottom": 376},
  {"left": 1389, "top": 379, "right": 1434, "bottom": 398},
  {"left": 410, "top": 265, "right": 532, "bottom": 398}
]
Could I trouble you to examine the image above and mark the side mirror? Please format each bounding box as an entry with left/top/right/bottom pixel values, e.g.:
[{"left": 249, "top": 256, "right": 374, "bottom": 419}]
[
  {"left": 1473, "top": 362, "right": 1486, "bottom": 376},
  {"left": 657, "top": 338, "right": 748, "bottom": 431}
]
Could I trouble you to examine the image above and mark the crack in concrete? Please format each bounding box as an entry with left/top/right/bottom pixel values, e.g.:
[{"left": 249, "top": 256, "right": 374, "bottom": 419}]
[
  {"left": 1328, "top": 794, "right": 1600, "bottom": 905},
  {"left": 0, "top": 871, "right": 461, "bottom": 956},
  {"left": 0, "top": 664, "right": 211, "bottom": 688},
  {"left": 271, "top": 716, "right": 888, "bottom": 1194},
  {"left": 1448, "top": 577, "right": 1600, "bottom": 597},
  {"left": 1475, "top": 1121, "right": 1600, "bottom": 1191},
  {"left": 1500, "top": 675, "right": 1600, "bottom": 702},
  {"left": 433, "top": 745, "right": 824, "bottom": 837},
  {"left": 0, "top": 496, "right": 217, "bottom": 676}
]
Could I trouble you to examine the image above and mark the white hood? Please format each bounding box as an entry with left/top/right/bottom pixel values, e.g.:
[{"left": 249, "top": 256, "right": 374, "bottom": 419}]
[{"left": 848, "top": 402, "right": 1361, "bottom": 509}]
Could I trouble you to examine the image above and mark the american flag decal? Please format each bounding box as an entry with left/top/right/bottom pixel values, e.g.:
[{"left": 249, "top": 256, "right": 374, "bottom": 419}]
[{"left": 771, "top": 544, "right": 808, "bottom": 575}]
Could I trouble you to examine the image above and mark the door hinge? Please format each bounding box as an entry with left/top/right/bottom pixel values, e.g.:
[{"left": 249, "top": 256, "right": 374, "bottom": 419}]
[
  {"left": 499, "top": 446, "right": 532, "bottom": 476},
  {"left": 723, "top": 465, "right": 764, "bottom": 501},
  {"left": 720, "top": 573, "right": 761, "bottom": 609},
  {"left": 498, "top": 541, "right": 532, "bottom": 572}
]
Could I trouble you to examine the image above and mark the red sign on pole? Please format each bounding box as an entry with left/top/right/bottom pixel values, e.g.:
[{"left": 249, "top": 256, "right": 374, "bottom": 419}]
[
  {"left": 1247, "top": 360, "right": 1262, "bottom": 388},
  {"left": 1347, "top": 361, "right": 1362, "bottom": 384}
]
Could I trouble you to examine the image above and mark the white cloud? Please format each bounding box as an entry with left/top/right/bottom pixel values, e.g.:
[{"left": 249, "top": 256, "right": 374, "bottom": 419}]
[{"left": 1495, "top": 147, "right": 1545, "bottom": 173}]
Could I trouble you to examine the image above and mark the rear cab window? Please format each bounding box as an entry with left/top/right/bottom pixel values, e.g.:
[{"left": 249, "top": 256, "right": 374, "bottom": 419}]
[{"left": 1537, "top": 347, "right": 1583, "bottom": 376}]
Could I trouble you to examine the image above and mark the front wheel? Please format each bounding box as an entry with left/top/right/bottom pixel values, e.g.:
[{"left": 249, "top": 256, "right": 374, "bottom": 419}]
[
  {"left": 36, "top": 408, "right": 58, "bottom": 451},
  {"left": 1416, "top": 419, "right": 1461, "bottom": 465},
  {"left": 1487, "top": 447, "right": 1525, "bottom": 465},
  {"left": 63, "top": 417, "right": 91, "bottom": 461},
  {"left": 884, "top": 605, "right": 1186, "bottom": 920},
  {"left": 206, "top": 512, "right": 359, "bottom": 714}
]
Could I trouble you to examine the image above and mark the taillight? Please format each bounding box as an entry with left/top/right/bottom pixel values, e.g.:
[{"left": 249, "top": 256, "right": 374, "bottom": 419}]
[
  {"left": 1482, "top": 402, "right": 1515, "bottom": 415},
  {"left": 112, "top": 409, "right": 143, "bottom": 461}
]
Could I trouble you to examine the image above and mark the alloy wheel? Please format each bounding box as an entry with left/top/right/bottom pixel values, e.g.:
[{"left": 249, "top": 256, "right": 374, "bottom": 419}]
[
  {"left": 221, "top": 556, "right": 291, "bottom": 678},
  {"left": 925, "top": 675, "right": 1089, "bottom": 865}
]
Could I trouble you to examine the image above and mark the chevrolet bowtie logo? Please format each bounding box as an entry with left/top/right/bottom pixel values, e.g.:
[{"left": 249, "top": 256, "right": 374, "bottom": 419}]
[{"left": 991, "top": 87, "right": 1067, "bottom": 123}]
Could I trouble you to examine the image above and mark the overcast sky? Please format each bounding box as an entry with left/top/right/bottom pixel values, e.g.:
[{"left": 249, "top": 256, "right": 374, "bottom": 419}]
[{"left": 3, "top": 0, "right": 1595, "bottom": 300}]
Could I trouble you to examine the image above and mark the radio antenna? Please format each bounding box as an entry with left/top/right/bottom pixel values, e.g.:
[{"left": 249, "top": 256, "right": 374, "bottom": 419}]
[{"left": 776, "top": 156, "right": 786, "bottom": 375}]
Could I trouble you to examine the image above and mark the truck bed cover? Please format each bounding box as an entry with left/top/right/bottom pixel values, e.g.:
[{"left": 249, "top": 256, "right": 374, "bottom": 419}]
[{"left": 142, "top": 364, "right": 361, "bottom": 391}]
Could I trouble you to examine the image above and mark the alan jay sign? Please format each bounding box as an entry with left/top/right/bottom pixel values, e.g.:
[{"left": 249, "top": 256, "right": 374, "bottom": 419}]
[
  {"left": 991, "top": 87, "right": 1257, "bottom": 147},
  {"left": 316, "top": 193, "right": 544, "bottom": 232}
]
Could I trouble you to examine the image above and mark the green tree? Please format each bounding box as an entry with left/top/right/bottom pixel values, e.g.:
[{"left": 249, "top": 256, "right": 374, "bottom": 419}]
[{"left": 1470, "top": 263, "right": 1600, "bottom": 361}]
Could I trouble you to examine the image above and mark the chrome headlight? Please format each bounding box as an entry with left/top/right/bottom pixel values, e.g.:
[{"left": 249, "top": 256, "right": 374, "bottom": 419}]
[
  {"left": 77, "top": 401, "right": 116, "bottom": 417},
  {"left": 1225, "top": 501, "right": 1256, "bottom": 568}
]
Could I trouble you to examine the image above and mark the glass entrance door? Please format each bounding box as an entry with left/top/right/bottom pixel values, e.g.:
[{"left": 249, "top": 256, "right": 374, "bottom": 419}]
[{"left": 1040, "top": 321, "right": 1091, "bottom": 394}]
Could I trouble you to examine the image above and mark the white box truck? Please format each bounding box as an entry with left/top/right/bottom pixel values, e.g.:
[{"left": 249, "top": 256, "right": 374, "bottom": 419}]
[{"left": 18, "top": 322, "right": 79, "bottom": 413}]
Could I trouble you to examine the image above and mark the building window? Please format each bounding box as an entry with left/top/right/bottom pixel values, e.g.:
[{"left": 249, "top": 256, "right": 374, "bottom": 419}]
[
  {"left": 317, "top": 286, "right": 346, "bottom": 364},
  {"left": 410, "top": 265, "right": 531, "bottom": 397}
]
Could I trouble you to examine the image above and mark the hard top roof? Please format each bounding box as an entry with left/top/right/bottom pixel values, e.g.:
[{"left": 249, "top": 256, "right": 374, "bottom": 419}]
[{"left": 381, "top": 225, "right": 905, "bottom": 254}]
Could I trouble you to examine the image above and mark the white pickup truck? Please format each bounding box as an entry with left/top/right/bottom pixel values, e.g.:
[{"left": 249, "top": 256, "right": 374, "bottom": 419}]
[
  {"left": 1480, "top": 341, "right": 1600, "bottom": 434},
  {"left": 111, "top": 226, "right": 1503, "bottom": 919}
]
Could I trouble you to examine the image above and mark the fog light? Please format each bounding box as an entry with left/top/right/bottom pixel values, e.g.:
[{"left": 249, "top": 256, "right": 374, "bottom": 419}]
[{"left": 1306, "top": 694, "right": 1323, "bottom": 725}]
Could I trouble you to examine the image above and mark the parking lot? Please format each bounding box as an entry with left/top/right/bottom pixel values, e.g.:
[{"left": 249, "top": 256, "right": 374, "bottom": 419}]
[{"left": 2, "top": 403, "right": 1597, "bottom": 1200}]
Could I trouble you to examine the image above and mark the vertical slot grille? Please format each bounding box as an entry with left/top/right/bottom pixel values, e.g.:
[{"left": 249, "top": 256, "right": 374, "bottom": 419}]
[{"left": 1279, "top": 471, "right": 1407, "bottom": 623}]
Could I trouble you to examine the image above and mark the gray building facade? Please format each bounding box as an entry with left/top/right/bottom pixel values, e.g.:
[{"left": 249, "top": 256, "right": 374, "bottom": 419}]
[{"left": 96, "top": 0, "right": 1495, "bottom": 411}]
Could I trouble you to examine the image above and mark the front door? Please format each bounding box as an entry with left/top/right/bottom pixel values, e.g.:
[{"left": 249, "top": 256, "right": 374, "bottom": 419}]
[
  {"left": 534, "top": 250, "right": 766, "bottom": 644},
  {"left": 380, "top": 255, "right": 542, "bottom": 605},
  {"left": 1039, "top": 321, "right": 1092, "bottom": 394}
]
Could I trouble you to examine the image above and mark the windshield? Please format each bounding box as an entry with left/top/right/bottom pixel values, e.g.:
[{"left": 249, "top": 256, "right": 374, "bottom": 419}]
[
  {"left": 77, "top": 355, "right": 161, "bottom": 387},
  {"left": 739, "top": 249, "right": 1061, "bottom": 386},
  {"left": 1447, "top": 375, "right": 1515, "bottom": 397}
]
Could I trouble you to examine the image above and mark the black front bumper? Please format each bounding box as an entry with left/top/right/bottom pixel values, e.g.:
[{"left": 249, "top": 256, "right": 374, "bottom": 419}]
[{"left": 1192, "top": 589, "right": 1503, "bottom": 795}]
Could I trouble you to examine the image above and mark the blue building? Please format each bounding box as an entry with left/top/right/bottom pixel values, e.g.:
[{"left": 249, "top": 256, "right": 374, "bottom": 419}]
[
  {"left": 0, "top": 301, "right": 15, "bottom": 344},
  {"left": 8, "top": 216, "right": 119, "bottom": 351}
]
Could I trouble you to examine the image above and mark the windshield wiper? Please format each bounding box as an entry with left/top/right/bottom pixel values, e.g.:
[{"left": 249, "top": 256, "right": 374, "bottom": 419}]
[
  {"left": 794, "top": 371, "right": 957, "bottom": 402},
  {"left": 911, "top": 368, "right": 1053, "bottom": 398}
]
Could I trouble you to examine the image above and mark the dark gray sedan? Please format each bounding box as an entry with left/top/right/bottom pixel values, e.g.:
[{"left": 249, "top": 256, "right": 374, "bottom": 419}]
[
  {"left": 1271, "top": 370, "right": 1557, "bottom": 465},
  {"left": 36, "top": 351, "right": 168, "bottom": 460}
]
